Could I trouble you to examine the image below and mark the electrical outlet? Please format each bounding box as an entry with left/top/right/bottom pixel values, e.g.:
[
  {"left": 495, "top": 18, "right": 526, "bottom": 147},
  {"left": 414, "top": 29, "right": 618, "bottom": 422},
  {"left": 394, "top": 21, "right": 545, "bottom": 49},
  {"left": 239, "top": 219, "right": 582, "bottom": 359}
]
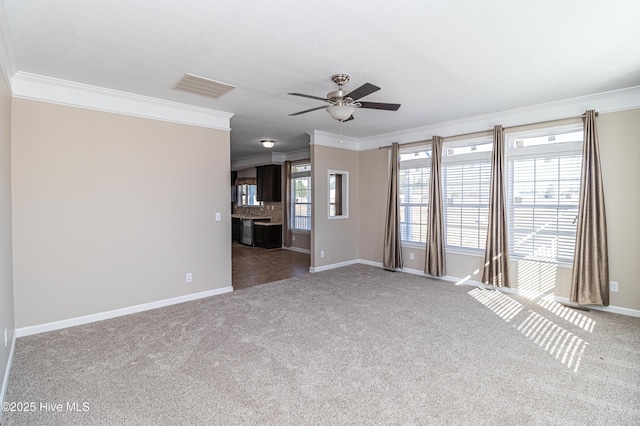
[
  {"left": 410, "top": 252, "right": 415, "bottom": 260},
  {"left": 186, "top": 273, "right": 193, "bottom": 283},
  {"left": 610, "top": 281, "right": 619, "bottom": 292},
  {"left": 320, "top": 250, "right": 325, "bottom": 258}
]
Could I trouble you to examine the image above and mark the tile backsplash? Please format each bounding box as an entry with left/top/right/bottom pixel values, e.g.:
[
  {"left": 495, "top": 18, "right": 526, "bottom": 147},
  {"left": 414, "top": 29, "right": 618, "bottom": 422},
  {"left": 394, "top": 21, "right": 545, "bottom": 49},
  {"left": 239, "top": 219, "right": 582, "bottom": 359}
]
[{"left": 233, "top": 202, "right": 283, "bottom": 223}]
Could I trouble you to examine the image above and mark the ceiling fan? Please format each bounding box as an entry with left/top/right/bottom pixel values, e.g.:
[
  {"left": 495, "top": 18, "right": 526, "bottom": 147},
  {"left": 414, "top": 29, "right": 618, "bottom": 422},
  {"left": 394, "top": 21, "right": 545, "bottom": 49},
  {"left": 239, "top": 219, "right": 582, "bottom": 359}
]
[{"left": 288, "top": 74, "right": 401, "bottom": 122}]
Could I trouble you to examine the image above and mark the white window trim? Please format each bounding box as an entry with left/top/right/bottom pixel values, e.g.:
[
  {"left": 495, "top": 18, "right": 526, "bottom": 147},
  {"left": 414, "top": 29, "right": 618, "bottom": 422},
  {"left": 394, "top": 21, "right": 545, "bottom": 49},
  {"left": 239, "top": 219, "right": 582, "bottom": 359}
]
[
  {"left": 327, "top": 169, "right": 349, "bottom": 220},
  {"left": 442, "top": 135, "right": 493, "bottom": 252},
  {"left": 399, "top": 143, "right": 432, "bottom": 244},
  {"left": 291, "top": 164, "right": 311, "bottom": 232},
  {"left": 505, "top": 123, "right": 583, "bottom": 264}
]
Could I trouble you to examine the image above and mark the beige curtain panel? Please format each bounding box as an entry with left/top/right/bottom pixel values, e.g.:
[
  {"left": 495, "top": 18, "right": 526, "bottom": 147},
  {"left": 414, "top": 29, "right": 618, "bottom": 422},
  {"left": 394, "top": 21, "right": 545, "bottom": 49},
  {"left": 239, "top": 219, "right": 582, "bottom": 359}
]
[
  {"left": 425, "top": 136, "right": 446, "bottom": 276},
  {"left": 482, "top": 125, "right": 511, "bottom": 287},
  {"left": 383, "top": 142, "right": 403, "bottom": 270},
  {"left": 570, "top": 110, "right": 609, "bottom": 305},
  {"left": 283, "top": 161, "right": 292, "bottom": 247}
]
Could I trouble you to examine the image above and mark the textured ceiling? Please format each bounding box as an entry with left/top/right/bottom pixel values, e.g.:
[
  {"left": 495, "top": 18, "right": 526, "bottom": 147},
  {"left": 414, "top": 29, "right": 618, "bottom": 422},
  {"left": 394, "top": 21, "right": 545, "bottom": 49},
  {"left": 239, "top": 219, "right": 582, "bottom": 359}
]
[{"left": 4, "top": 0, "right": 640, "bottom": 161}]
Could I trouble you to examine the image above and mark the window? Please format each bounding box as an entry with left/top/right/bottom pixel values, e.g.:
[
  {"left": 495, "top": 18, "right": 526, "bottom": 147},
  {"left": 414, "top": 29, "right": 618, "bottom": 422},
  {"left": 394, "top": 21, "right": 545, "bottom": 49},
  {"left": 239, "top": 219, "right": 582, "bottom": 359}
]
[
  {"left": 506, "top": 125, "right": 583, "bottom": 263},
  {"left": 399, "top": 146, "right": 431, "bottom": 244},
  {"left": 328, "top": 170, "right": 349, "bottom": 219},
  {"left": 442, "top": 138, "right": 493, "bottom": 250},
  {"left": 291, "top": 163, "right": 311, "bottom": 231},
  {"left": 237, "top": 184, "right": 259, "bottom": 206}
]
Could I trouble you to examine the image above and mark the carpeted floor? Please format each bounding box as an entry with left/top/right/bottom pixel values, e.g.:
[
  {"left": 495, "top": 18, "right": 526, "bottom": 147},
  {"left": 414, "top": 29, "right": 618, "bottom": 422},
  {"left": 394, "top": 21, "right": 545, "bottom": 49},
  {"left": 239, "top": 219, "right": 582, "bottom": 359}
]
[{"left": 2, "top": 264, "right": 639, "bottom": 425}]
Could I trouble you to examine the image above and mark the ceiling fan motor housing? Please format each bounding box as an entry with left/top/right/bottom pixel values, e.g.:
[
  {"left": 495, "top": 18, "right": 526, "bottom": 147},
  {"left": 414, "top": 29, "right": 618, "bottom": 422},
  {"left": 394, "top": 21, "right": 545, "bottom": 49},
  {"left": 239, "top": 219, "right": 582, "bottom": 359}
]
[
  {"left": 327, "top": 89, "right": 350, "bottom": 104},
  {"left": 328, "top": 74, "right": 351, "bottom": 103}
]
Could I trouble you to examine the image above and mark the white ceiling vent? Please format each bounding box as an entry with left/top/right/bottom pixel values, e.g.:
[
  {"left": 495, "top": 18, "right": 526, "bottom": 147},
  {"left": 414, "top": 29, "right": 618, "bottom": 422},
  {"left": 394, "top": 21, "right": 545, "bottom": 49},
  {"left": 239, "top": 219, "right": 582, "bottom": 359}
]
[{"left": 173, "top": 73, "right": 235, "bottom": 99}]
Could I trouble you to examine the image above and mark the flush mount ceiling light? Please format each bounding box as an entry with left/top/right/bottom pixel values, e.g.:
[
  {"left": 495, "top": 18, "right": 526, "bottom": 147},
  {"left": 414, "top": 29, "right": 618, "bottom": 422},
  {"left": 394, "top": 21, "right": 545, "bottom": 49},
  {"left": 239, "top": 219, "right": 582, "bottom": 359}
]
[{"left": 261, "top": 139, "right": 276, "bottom": 149}]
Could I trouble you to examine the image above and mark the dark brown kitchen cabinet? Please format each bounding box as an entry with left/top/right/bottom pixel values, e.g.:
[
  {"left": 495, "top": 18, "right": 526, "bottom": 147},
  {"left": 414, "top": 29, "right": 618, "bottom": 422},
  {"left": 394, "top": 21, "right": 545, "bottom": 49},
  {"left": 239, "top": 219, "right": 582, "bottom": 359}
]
[
  {"left": 231, "top": 217, "right": 242, "bottom": 242},
  {"left": 256, "top": 164, "right": 281, "bottom": 202},
  {"left": 254, "top": 223, "right": 282, "bottom": 249}
]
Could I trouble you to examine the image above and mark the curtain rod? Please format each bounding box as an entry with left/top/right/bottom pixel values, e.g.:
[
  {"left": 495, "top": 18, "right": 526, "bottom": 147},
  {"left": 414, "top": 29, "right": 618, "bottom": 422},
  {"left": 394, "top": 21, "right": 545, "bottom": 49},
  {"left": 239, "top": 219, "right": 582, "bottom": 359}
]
[{"left": 378, "top": 111, "right": 598, "bottom": 150}]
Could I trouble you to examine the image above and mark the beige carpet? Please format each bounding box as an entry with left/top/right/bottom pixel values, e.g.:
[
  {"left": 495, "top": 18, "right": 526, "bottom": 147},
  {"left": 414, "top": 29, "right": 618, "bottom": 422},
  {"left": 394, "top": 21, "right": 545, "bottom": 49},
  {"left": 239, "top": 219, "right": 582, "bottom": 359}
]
[{"left": 2, "top": 264, "right": 639, "bottom": 425}]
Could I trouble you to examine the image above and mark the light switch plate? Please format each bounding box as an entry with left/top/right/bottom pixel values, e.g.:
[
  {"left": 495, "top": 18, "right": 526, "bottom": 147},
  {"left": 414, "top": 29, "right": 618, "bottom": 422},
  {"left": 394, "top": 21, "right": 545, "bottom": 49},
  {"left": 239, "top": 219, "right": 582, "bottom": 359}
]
[{"left": 215, "top": 212, "right": 221, "bottom": 221}]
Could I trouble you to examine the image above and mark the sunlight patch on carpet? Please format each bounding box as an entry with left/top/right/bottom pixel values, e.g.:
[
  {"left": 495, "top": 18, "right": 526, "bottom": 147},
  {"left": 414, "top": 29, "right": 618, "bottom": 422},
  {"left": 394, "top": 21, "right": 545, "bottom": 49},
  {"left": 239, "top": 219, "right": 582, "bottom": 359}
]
[
  {"left": 516, "top": 310, "right": 588, "bottom": 373},
  {"left": 468, "top": 288, "right": 523, "bottom": 322},
  {"left": 536, "top": 295, "right": 596, "bottom": 332}
]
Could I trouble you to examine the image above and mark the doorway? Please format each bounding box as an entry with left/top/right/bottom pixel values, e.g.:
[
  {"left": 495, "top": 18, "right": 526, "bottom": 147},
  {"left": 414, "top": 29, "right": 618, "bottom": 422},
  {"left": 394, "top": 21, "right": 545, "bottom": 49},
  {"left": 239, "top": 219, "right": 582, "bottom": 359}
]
[{"left": 232, "top": 242, "right": 310, "bottom": 290}]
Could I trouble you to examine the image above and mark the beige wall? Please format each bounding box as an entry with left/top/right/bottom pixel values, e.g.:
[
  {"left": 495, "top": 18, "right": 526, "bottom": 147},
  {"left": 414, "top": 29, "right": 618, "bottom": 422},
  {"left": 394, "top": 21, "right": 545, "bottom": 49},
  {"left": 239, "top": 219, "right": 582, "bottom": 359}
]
[
  {"left": 12, "top": 99, "right": 231, "bottom": 328},
  {"left": 598, "top": 109, "right": 640, "bottom": 309},
  {"left": 0, "top": 68, "right": 14, "bottom": 397},
  {"left": 290, "top": 231, "right": 310, "bottom": 251},
  {"left": 356, "top": 108, "right": 640, "bottom": 311},
  {"left": 357, "top": 148, "right": 387, "bottom": 263},
  {"left": 311, "top": 145, "right": 359, "bottom": 268}
]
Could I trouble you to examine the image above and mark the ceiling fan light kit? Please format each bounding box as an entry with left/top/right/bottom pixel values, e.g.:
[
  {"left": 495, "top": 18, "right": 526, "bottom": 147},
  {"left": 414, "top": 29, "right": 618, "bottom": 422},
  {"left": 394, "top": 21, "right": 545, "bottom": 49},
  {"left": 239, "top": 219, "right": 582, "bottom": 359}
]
[
  {"left": 261, "top": 139, "right": 276, "bottom": 149},
  {"left": 288, "top": 74, "right": 401, "bottom": 122},
  {"left": 327, "top": 104, "right": 356, "bottom": 121}
]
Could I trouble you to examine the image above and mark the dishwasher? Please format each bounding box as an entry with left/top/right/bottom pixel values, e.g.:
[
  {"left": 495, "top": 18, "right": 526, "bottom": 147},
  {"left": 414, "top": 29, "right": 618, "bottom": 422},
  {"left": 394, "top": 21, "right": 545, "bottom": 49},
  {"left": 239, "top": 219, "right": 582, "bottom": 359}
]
[{"left": 241, "top": 219, "right": 254, "bottom": 246}]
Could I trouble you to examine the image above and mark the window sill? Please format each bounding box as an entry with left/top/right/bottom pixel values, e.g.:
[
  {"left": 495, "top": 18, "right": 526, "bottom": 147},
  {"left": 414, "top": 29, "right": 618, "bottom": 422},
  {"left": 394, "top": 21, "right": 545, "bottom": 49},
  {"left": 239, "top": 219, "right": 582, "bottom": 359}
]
[
  {"left": 445, "top": 248, "right": 484, "bottom": 258},
  {"left": 401, "top": 242, "right": 425, "bottom": 250}
]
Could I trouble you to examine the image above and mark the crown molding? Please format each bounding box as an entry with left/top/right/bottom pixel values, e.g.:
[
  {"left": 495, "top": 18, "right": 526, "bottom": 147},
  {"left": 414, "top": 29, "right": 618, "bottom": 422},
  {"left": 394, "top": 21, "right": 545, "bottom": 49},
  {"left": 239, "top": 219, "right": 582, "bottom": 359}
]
[
  {"left": 358, "top": 85, "right": 640, "bottom": 150},
  {"left": 231, "top": 153, "right": 273, "bottom": 170},
  {"left": 231, "top": 148, "right": 310, "bottom": 171},
  {"left": 281, "top": 148, "right": 311, "bottom": 162},
  {"left": 0, "top": 2, "right": 16, "bottom": 92},
  {"left": 11, "top": 72, "right": 234, "bottom": 131},
  {"left": 308, "top": 130, "right": 360, "bottom": 151}
]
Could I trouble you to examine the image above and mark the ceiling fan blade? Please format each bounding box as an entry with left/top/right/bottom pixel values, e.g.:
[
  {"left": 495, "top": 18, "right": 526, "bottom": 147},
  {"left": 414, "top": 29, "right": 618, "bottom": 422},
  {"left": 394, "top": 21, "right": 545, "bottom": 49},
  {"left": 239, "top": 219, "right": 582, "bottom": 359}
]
[
  {"left": 288, "top": 105, "right": 328, "bottom": 116},
  {"left": 347, "top": 83, "right": 380, "bottom": 101},
  {"left": 343, "top": 115, "right": 355, "bottom": 122},
  {"left": 288, "top": 92, "right": 329, "bottom": 102},
  {"left": 358, "top": 101, "right": 401, "bottom": 111}
]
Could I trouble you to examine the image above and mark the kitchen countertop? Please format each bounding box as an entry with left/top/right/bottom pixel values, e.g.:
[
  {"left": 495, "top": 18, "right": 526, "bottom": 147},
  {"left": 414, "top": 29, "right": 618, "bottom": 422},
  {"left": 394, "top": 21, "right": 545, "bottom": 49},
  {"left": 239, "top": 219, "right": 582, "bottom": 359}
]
[
  {"left": 254, "top": 222, "right": 282, "bottom": 226},
  {"left": 231, "top": 214, "right": 272, "bottom": 220}
]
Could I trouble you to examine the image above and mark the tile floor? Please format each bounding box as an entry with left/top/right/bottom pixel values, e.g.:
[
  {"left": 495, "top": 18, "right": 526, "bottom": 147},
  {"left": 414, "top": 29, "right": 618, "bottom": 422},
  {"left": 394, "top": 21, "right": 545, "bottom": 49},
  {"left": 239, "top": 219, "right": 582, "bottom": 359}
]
[{"left": 232, "top": 242, "right": 310, "bottom": 290}]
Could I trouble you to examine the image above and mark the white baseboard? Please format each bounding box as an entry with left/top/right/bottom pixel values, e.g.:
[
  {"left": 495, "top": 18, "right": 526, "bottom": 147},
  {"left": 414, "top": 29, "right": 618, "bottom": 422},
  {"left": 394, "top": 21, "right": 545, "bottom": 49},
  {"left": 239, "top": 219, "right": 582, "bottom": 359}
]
[
  {"left": 435, "top": 275, "right": 640, "bottom": 316},
  {"left": 310, "top": 259, "right": 360, "bottom": 273},
  {"left": 1, "top": 332, "right": 16, "bottom": 415},
  {"left": 357, "top": 259, "right": 383, "bottom": 268},
  {"left": 553, "top": 296, "right": 640, "bottom": 318},
  {"left": 282, "top": 246, "right": 310, "bottom": 254},
  {"left": 399, "top": 266, "right": 426, "bottom": 277},
  {"left": 357, "top": 259, "right": 640, "bottom": 318},
  {"left": 15, "top": 286, "right": 233, "bottom": 338}
]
